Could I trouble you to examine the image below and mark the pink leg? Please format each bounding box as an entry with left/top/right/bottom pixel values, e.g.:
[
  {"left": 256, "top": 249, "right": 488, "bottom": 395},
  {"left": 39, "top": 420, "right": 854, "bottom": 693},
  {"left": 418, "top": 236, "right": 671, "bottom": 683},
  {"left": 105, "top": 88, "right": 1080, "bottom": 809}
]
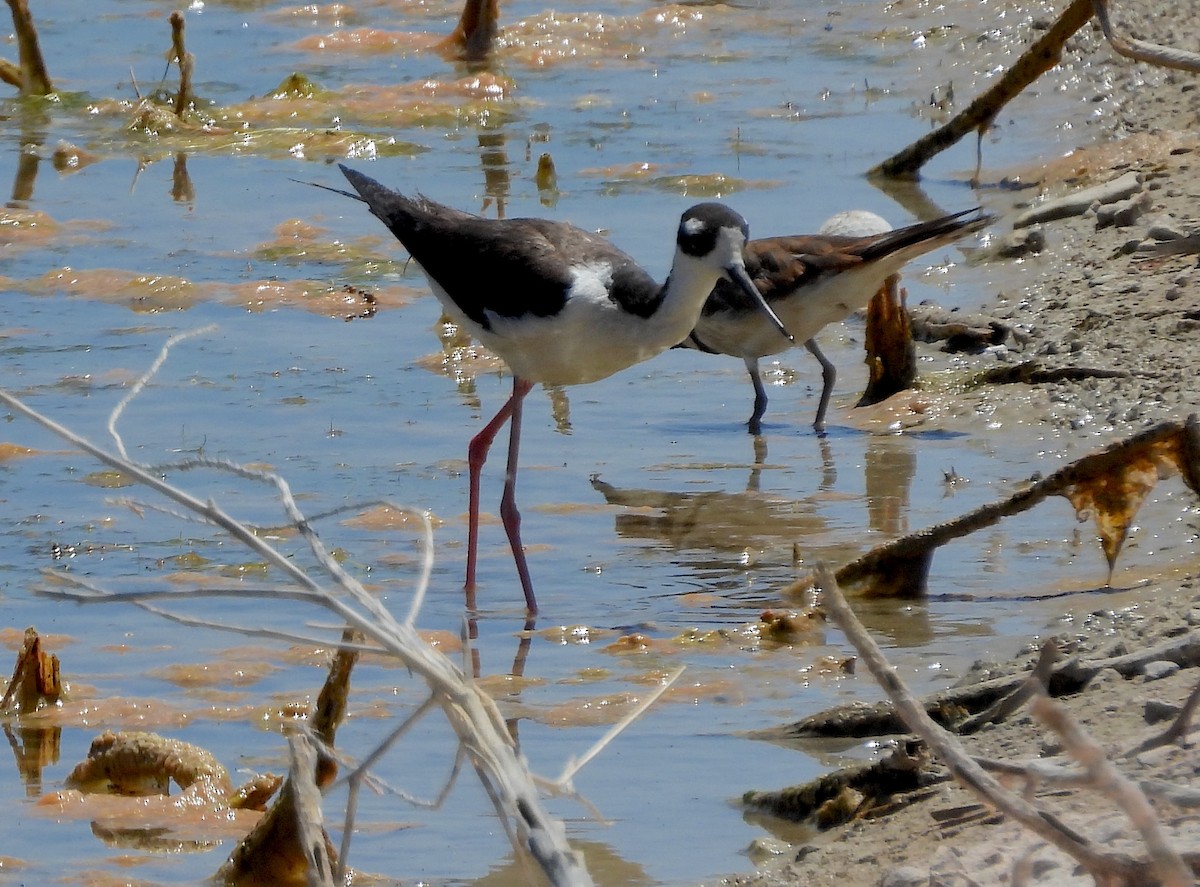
[
  {"left": 499, "top": 379, "right": 537, "bottom": 613},
  {"left": 465, "top": 378, "right": 535, "bottom": 612}
]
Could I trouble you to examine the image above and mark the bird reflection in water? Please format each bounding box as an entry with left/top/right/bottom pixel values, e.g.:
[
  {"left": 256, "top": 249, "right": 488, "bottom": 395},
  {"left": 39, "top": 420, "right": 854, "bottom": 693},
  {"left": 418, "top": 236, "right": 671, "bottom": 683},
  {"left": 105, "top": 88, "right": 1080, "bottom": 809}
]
[
  {"left": 593, "top": 432, "right": 937, "bottom": 647},
  {"left": 591, "top": 435, "right": 829, "bottom": 557}
]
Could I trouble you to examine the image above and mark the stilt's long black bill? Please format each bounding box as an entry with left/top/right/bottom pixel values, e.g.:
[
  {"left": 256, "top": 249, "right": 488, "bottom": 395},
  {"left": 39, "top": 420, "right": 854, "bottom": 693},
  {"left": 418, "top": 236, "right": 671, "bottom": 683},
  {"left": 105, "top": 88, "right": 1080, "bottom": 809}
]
[{"left": 727, "top": 263, "right": 792, "bottom": 342}]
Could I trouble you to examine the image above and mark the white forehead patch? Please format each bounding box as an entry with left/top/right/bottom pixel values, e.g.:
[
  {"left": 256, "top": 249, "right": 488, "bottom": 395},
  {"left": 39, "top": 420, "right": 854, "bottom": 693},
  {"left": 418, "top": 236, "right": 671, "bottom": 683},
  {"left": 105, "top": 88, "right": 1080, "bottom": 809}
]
[{"left": 682, "top": 217, "right": 707, "bottom": 236}]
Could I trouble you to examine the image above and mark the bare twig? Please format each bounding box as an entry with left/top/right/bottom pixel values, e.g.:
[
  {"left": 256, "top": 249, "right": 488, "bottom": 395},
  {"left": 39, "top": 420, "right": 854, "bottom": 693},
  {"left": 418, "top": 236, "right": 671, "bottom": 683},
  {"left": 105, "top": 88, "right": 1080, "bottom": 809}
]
[
  {"left": 870, "top": 0, "right": 1094, "bottom": 179},
  {"left": 0, "top": 343, "right": 596, "bottom": 886},
  {"left": 288, "top": 731, "right": 336, "bottom": 887},
  {"left": 957, "top": 638, "right": 1059, "bottom": 734},
  {"left": 815, "top": 563, "right": 1149, "bottom": 884},
  {"left": 334, "top": 696, "right": 443, "bottom": 884},
  {"left": 1092, "top": 0, "right": 1200, "bottom": 72},
  {"left": 556, "top": 666, "right": 686, "bottom": 787},
  {"left": 108, "top": 325, "right": 217, "bottom": 459},
  {"left": 1123, "top": 676, "right": 1200, "bottom": 757},
  {"left": 1032, "top": 693, "right": 1193, "bottom": 887}
]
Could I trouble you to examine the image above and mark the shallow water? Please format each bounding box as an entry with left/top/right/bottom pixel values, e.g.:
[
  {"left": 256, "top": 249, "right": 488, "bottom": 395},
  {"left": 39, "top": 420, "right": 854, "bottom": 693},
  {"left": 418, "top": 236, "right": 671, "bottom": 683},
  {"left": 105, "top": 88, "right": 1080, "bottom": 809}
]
[{"left": 1, "top": 0, "right": 1197, "bottom": 884}]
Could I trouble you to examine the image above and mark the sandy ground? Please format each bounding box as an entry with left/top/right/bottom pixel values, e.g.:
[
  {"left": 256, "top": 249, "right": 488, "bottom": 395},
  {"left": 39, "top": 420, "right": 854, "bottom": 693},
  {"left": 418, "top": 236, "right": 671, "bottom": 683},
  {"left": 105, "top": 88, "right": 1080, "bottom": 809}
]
[{"left": 702, "top": 4, "right": 1200, "bottom": 885}]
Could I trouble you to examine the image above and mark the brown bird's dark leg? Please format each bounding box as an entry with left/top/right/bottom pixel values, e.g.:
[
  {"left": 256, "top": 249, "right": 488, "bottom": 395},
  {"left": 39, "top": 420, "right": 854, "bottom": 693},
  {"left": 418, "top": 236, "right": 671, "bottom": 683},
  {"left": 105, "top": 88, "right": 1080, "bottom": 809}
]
[
  {"left": 745, "top": 357, "right": 768, "bottom": 436},
  {"left": 805, "top": 338, "right": 836, "bottom": 434}
]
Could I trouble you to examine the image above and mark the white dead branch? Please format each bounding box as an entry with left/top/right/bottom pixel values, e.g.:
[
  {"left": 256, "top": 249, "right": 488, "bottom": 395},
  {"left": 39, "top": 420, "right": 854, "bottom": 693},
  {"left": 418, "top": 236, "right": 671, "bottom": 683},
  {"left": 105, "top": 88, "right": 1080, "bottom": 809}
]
[
  {"left": 1092, "top": 0, "right": 1200, "bottom": 72},
  {"left": 0, "top": 330, "right": 601, "bottom": 887},
  {"left": 814, "top": 562, "right": 1193, "bottom": 887}
]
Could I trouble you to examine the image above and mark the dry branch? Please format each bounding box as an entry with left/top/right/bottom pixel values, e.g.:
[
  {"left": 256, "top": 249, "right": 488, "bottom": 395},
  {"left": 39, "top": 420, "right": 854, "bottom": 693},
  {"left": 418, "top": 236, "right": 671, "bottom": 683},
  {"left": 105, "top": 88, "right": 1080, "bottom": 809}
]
[
  {"left": 870, "top": 0, "right": 1200, "bottom": 179},
  {"left": 956, "top": 638, "right": 1059, "bottom": 735},
  {"left": 869, "top": 0, "right": 1094, "bottom": 179},
  {"left": 0, "top": 332, "right": 597, "bottom": 887},
  {"left": 827, "top": 415, "right": 1200, "bottom": 597},
  {"left": 1123, "top": 677, "right": 1200, "bottom": 757},
  {"left": 1032, "top": 693, "right": 1193, "bottom": 887},
  {"left": 767, "top": 624, "right": 1200, "bottom": 740},
  {"left": 3, "top": 0, "right": 53, "bottom": 95},
  {"left": 1092, "top": 0, "right": 1200, "bottom": 71},
  {"left": 815, "top": 563, "right": 1158, "bottom": 885}
]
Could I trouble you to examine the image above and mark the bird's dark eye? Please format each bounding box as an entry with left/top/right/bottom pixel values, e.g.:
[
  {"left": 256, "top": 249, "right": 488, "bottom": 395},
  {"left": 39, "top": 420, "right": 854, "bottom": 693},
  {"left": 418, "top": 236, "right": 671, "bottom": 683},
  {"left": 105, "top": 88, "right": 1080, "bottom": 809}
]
[{"left": 678, "top": 216, "right": 720, "bottom": 258}]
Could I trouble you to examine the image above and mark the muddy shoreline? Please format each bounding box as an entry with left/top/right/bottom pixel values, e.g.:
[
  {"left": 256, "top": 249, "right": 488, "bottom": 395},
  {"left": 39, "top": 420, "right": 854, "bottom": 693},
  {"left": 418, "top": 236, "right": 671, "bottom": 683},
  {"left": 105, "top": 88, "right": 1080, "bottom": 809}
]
[{"left": 703, "top": 4, "right": 1200, "bottom": 884}]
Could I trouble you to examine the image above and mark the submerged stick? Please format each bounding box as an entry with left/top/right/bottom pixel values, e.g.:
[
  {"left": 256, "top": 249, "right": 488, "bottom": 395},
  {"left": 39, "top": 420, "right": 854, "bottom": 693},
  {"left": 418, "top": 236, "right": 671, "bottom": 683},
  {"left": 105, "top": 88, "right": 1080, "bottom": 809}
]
[
  {"left": 434, "top": 0, "right": 500, "bottom": 61},
  {"left": 169, "top": 11, "right": 194, "bottom": 117}
]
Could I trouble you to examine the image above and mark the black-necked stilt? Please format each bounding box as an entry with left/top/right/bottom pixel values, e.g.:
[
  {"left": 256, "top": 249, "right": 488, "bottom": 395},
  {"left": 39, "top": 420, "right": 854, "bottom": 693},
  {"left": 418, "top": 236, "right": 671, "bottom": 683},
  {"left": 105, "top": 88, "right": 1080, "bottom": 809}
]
[
  {"left": 679, "top": 207, "right": 991, "bottom": 435},
  {"left": 326, "top": 164, "right": 790, "bottom": 614}
]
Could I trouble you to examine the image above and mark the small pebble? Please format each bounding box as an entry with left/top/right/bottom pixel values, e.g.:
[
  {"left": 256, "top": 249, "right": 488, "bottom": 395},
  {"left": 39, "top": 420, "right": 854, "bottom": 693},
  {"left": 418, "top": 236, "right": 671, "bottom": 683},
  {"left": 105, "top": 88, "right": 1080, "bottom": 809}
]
[
  {"left": 880, "top": 866, "right": 927, "bottom": 887},
  {"left": 1143, "top": 699, "right": 1181, "bottom": 724},
  {"left": 1141, "top": 660, "right": 1180, "bottom": 681}
]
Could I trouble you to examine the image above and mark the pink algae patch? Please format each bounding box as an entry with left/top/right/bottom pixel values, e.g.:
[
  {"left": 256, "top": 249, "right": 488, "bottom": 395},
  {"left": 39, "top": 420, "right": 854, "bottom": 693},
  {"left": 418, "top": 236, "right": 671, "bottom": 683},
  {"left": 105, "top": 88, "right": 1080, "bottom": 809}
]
[
  {"left": 0, "top": 442, "right": 40, "bottom": 461},
  {"left": 225, "top": 278, "right": 413, "bottom": 316},
  {"left": 38, "top": 697, "right": 194, "bottom": 731},
  {"left": 342, "top": 504, "right": 443, "bottom": 531},
  {"left": 497, "top": 5, "right": 706, "bottom": 68},
  {"left": 418, "top": 629, "right": 462, "bottom": 654},
  {"left": 31, "top": 267, "right": 206, "bottom": 312},
  {"left": 0, "top": 207, "right": 60, "bottom": 247},
  {"left": 264, "top": 3, "right": 357, "bottom": 24},
  {"left": 293, "top": 26, "right": 441, "bottom": 54},
  {"left": 34, "top": 788, "right": 261, "bottom": 841},
  {"left": 151, "top": 660, "right": 280, "bottom": 690},
  {"left": 0, "top": 626, "right": 73, "bottom": 649},
  {"left": 578, "top": 161, "right": 670, "bottom": 180}
]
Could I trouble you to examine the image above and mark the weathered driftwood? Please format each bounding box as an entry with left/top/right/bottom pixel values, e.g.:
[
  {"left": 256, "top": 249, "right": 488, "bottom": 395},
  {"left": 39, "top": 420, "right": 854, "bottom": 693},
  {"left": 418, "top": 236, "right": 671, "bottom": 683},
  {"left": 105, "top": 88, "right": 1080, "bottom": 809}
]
[
  {"left": 971, "top": 361, "right": 1129, "bottom": 385},
  {"left": 871, "top": 0, "right": 1200, "bottom": 180},
  {"left": 759, "top": 626, "right": 1200, "bottom": 740},
  {"left": 1011, "top": 170, "right": 1143, "bottom": 229},
  {"left": 743, "top": 739, "right": 936, "bottom": 826},
  {"left": 811, "top": 564, "right": 1175, "bottom": 885},
  {"left": 870, "top": 0, "right": 1094, "bottom": 179},
  {"left": 826, "top": 415, "right": 1200, "bottom": 597}
]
